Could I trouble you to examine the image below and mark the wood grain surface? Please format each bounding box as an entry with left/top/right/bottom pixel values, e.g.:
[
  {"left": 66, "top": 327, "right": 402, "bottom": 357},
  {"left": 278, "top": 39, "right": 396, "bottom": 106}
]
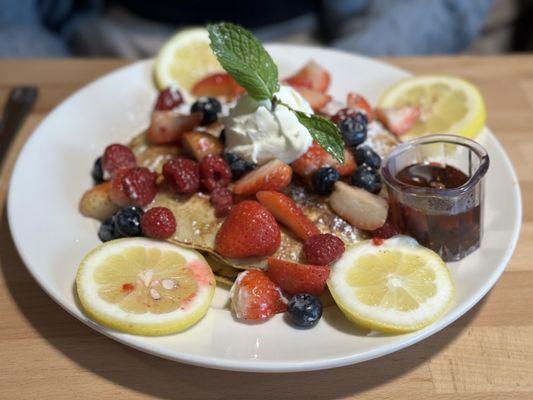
[{"left": 0, "top": 57, "right": 530, "bottom": 400}]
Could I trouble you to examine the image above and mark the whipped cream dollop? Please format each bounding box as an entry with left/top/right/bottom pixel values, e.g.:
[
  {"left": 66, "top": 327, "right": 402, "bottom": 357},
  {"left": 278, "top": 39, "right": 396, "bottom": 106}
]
[{"left": 223, "top": 85, "right": 313, "bottom": 165}]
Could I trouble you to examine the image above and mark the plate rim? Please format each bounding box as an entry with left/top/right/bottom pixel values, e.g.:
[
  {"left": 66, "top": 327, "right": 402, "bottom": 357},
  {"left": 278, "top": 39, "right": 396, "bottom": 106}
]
[{"left": 7, "top": 45, "right": 523, "bottom": 372}]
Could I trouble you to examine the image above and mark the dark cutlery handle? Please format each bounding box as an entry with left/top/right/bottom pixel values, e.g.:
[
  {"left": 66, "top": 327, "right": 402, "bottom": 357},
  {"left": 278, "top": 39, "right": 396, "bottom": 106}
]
[{"left": 0, "top": 86, "right": 38, "bottom": 162}]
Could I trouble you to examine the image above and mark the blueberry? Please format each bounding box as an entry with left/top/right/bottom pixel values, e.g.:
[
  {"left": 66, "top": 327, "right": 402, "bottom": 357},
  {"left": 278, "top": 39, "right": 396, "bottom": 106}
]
[
  {"left": 312, "top": 167, "right": 340, "bottom": 195},
  {"left": 92, "top": 157, "right": 104, "bottom": 184},
  {"left": 98, "top": 217, "right": 116, "bottom": 242},
  {"left": 113, "top": 206, "right": 144, "bottom": 237},
  {"left": 224, "top": 152, "right": 255, "bottom": 179},
  {"left": 355, "top": 145, "right": 381, "bottom": 170},
  {"left": 350, "top": 164, "right": 382, "bottom": 194},
  {"left": 287, "top": 293, "right": 323, "bottom": 328},
  {"left": 338, "top": 112, "right": 367, "bottom": 148},
  {"left": 191, "top": 97, "right": 222, "bottom": 125}
]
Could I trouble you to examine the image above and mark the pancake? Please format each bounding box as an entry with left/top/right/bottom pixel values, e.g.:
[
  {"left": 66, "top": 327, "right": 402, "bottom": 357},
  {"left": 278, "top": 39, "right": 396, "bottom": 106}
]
[{"left": 129, "top": 120, "right": 398, "bottom": 273}]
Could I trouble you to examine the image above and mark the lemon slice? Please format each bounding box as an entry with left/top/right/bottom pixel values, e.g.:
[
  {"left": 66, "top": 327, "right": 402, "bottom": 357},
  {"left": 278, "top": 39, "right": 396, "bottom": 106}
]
[
  {"left": 76, "top": 238, "right": 215, "bottom": 336},
  {"left": 378, "top": 75, "right": 486, "bottom": 140},
  {"left": 154, "top": 27, "right": 223, "bottom": 96},
  {"left": 328, "top": 236, "right": 454, "bottom": 333}
]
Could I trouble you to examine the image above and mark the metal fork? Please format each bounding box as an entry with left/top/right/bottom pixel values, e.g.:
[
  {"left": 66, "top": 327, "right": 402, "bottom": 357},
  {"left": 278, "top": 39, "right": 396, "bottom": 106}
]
[{"left": 0, "top": 86, "right": 38, "bottom": 163}]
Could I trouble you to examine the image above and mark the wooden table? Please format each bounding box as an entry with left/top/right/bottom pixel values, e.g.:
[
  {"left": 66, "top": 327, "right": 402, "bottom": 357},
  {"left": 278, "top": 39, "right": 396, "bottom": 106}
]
[{"left": 0, "top": 57, "right": 531, "bottom": 399}]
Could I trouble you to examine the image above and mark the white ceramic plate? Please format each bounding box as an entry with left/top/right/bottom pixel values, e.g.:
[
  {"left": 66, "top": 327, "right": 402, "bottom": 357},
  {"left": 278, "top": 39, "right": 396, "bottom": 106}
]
[{"left": 8, "top": 45, "right": 522, "bottom": 372}]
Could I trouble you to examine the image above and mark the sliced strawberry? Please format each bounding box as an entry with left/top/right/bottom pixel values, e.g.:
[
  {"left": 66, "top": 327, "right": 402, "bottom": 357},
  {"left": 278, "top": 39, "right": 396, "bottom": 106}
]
[
  {"left": 293, "top": 86, "right": 331, "bottom": 112},
  {"left": 346, "top": 92, "right": 374, "bottom": 121},
  {"left": 146, "top": 111, "right": 202, "bottom": 145},
  {"left": 231, "top": 270, "right": 287, "bottom": 321},
  {"left": 267, "top": 258, "right": 330, "bottom": 296},
  {"left": 215, "top": 200, "right": 281, "bottom": 258},
  {"left": 375, "top": 106, "right": 420, "bottom": 137},
  {"left": 329, "top": 182, "right": 388, "bottom": 230},
  {"left": 284, "top": 61, "right": 330, "bottom": 92},
  {"left": 256, "top": 190, "right": 319, "bottom": 241},
  {"left": 291, "top": 142, "right": 355, "bottom": 178},
  {"left": 337, "top": 149, "right": 357, "bottom": 177},
  {"left": 79, "top": 182, "right": 119, "bottom": 221},
  {"left": 191, "top": 73, "right": 245, "bottom": 99},
  {"left": 284, "top": 75, "right": 313, "bottom": 89},
  {"left": 181, "top": 130, "right": 223, "bottom": 161},
  {"left": 232, "top": 159, "right": 292, "bottom": 196}
]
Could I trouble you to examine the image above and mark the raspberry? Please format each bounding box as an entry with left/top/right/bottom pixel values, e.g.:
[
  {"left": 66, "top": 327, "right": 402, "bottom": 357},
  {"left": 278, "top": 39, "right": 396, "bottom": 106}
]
[
  {"left": 210, "top": 187, "right": 233, "bottom": 218},
  {"left": 141, "top": 207, "right": 177, "bottom": 239},
  {"left": 199, "top": 154, "right": 232, "bottom": 192},
  {"left": 330, "top": 107, "right": 363, "bottom": 126},
  {"left": 109, "top": 167, "right": 158, "bottom": 207},
  {"left": 162, "top": 157, "right": 200, "bottom": 194},
  {"left": 154, "top": 87, "right": 183, "bottom": 111},
  {"left": 102, "top": 144, "right": 136, "bottom": 178},
  {"left": 303, "top": 233, "right": 345, "bottom": 266},
  {"left": 371, "top": 214, "right": 400, "bottom": 239}
]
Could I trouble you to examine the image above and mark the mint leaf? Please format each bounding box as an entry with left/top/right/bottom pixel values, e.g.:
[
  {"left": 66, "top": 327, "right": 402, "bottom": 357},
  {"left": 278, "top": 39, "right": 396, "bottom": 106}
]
[
  {"left": 294, "top": 111, "right": 345, "bottom": 163},
  {"left": 207, "top": 22, "right": 279, "bottom": 101}
]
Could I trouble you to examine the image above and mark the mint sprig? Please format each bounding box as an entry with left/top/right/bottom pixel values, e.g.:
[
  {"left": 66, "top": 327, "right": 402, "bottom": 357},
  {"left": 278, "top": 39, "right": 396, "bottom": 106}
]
[
  {"left": 207, "top": 22, "right": 345, "bottom": 164},
  {"left": 294, "top": 111, "right": 345, "bottom": 163},
  {"left": 207, "top": 22, "right": 279, "bottom": 101}
]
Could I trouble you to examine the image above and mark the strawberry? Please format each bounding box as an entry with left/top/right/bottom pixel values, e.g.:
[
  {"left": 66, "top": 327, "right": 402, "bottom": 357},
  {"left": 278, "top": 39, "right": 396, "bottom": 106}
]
[
  {"left": 292, "top": 86, "right": 331, "bottom": 112},
  {"left": 291, "top": 142, "right": 355, "bottom": 178},
  {"left": 231, "top": 270, "right": 287, "bottom": 321},
  {"left": 284, "top": 75, "right": 313, "bottom": 89},
  {"left": 215, "top": 200, "right": 281, "bottom": 258},
  {"left": 329, "top": 182, "right": 388, "bottom": 230},
  {"left": 267, "top": 258, "right": 330, "bottom": 296},
  {"left": 146, "top": 111, "right": 202, "bottom": 145},
  {"left": 337, "top": 150, "right": 357, "bottom": 177},
  {"left": 79, "top": 182, "right": 119, "bottom": 221},
  {"left": 232, "top": 159, "right": 292, "bottom": 196},
  {"left": 346, "top": 92, "right": 374, "bottom": 121},
  {"left": 191, "top": 73, "right": 245, "bottom": 99},
  {"left": 256, "top": 190, "right": 319, "bottom": 241},
  {"left": 375, "top": 106, "right": 420, "bottom": 137},
  {"left": 180, "top": 130, "right": 223, "bottom": 161},
  {"left": 284, "top": 61, "right": 330, "bottom": 92}
]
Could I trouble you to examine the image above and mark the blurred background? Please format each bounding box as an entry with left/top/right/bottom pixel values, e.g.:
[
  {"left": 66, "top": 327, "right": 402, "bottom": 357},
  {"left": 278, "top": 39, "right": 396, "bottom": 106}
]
[{"left": 0, "top": 0, "right": 532, "bottom": 58}]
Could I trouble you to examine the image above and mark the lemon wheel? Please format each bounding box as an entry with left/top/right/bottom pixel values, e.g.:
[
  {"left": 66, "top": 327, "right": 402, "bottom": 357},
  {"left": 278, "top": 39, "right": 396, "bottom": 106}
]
[
  {"left": 154, "top": 27, "right": 223, "bottom": 97},
  {"left": 328, "top": 236, "right": 454, "bottom": 333},
  {"left": 378, "top": 75, "right": 486, "bottom": 140},
  {"left": 76, "top": 238, "right": 216, "bottom": 336}
]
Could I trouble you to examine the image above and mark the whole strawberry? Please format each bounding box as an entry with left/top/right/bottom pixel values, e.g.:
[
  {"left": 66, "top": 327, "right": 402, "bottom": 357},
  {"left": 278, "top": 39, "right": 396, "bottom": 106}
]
[{"left": 215, "top": 200, "right": 281, "bottom": 258}]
